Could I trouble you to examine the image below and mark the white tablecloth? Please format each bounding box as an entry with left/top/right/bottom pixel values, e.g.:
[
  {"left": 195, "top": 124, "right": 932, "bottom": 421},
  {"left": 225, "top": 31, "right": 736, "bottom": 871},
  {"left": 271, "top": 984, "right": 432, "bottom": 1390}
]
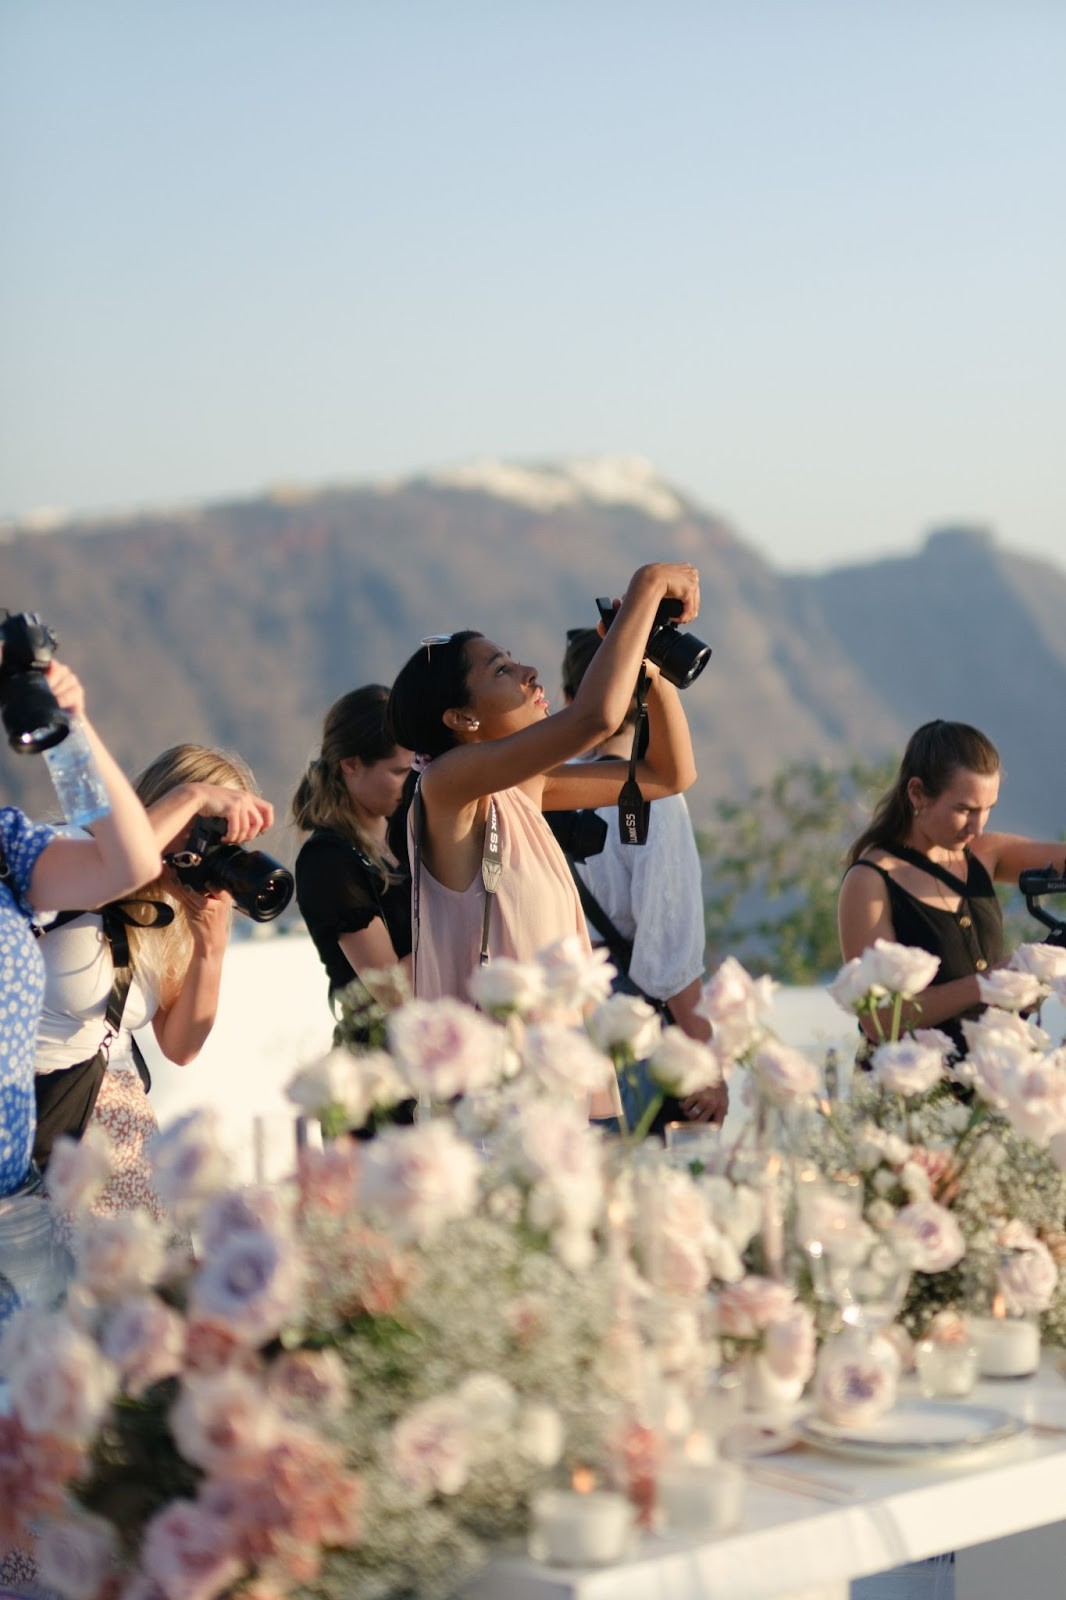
[{"left": 467, "top": 1357, "right": 1066, "bottom": 1600}]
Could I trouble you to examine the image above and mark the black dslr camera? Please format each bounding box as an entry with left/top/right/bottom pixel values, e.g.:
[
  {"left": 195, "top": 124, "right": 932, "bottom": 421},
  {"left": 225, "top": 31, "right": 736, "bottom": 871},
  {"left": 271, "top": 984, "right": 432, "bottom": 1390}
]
[
  {"left": 1019, "top": 864, "right": 1066, "bottom": 949},
  {"left": 0, "top": 611, "right": 70, "bottom": 753},
  {"left": 165, "top": 816, "right": 294, "bottom": 923},
  {"left": 546, "top": 807, "right": 609, "bottom": 863},
  {"left": 595, "top": 596, "right": 711, "bottom": 690}
]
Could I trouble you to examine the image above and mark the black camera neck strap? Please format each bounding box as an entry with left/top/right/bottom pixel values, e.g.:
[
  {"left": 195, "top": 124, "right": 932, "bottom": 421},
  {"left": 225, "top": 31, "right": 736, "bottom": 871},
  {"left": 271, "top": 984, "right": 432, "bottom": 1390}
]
[
  {"left": 412, "top": 781, "right": 501, "bottom": 992},
  {"left": 617, "top": 664, "right": 651, "bottom": 846},
  {"left": 41, "top": 899, "right": 174, "bottom": 1091}
]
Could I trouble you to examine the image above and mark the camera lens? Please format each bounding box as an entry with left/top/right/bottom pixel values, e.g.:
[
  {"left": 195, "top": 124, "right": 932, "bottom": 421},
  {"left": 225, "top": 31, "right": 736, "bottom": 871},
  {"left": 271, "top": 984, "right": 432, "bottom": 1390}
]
[
  {"left": 207, "top": 842, "right": 295, "bottom": 922},
  {"left": 647, "top": 626, "right": 712, "bottom": 690}
]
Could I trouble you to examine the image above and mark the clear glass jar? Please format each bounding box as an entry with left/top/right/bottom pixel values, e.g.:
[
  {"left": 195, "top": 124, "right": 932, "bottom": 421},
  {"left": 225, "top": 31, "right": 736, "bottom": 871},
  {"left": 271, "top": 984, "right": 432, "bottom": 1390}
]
[
  {"left": 915, "top": 1336, "right": 979, "bottom": 1398},
  {"left": 0, "top": 1167, "right": 71, "bottom": 1329}
]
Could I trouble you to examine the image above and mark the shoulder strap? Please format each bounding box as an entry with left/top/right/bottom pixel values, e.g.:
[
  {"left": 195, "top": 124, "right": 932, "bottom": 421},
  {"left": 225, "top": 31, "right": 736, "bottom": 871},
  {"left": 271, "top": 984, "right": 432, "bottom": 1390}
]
[
  {"left": 842, "top": 859, "right": 894, "bottom": 886},
  {"left": 479, "top": 796, "right": 501, "bottom": 966},
  {"left": 880, "top": 843, "right": 971, "bottom": 895}
]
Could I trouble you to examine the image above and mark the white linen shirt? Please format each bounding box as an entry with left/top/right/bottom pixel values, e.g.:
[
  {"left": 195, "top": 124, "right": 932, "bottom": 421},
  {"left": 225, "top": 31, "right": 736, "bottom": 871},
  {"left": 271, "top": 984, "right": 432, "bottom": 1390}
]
[{"left": 575, "top": 792, "right": 705, "bottom": 1002}]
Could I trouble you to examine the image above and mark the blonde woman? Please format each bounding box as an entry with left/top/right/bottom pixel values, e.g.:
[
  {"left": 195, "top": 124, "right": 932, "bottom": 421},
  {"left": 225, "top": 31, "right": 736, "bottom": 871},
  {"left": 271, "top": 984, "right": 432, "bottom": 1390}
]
[
  {"left": 34, "top": 743, "right": 273, "bottom": 1216},
  {"left": 293, "top": 685, "right": 413, "bottom": 1022}
]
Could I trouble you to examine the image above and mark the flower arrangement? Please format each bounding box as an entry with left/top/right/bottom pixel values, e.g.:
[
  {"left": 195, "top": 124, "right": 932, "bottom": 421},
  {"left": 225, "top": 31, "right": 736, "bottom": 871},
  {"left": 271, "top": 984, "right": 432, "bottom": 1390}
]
[
  {"left": 817, "top": 938, "right": 1066, "bottom": 1340},
  {"left": 1, "top": 939, "right": 757, "bottom": 1600}
]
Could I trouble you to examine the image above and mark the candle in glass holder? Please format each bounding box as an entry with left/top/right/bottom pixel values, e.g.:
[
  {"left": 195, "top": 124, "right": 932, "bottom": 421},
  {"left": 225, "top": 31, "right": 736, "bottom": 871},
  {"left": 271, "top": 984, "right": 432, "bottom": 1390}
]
[
  {"left": 658, "top": 1448, "right": 744, "bottom": 1535},
  {"left": 971, "top": 1299, "right": 1039, "bottom": 1378},
  {"left": 529, "top": 1474, "right": 633, "bottom": 1567}
]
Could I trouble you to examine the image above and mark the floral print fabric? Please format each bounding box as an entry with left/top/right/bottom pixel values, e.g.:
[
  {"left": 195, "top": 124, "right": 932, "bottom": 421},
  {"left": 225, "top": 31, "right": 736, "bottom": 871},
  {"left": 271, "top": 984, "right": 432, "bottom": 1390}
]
[{"left": 0, "top": 807, "right": 55, "bottom": 1194}]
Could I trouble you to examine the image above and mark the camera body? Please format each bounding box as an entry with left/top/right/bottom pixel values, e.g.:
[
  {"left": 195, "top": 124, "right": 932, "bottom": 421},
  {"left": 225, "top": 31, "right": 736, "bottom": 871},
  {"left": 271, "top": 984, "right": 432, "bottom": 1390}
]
[
  {"left": 595, "top": 596, "right": 711, "bottom": 690},
  {"left": 1019, "top": 863, "right": 1066, "bottom": 949},
  {"left": 0, "top": 611, "right": 70, "bottom": 753},
  {"left": 545, "top": 807, "right": 609, "bottom": 863},
  {"left": 166, "top": 816, "right": 294, "bottom": 923}
]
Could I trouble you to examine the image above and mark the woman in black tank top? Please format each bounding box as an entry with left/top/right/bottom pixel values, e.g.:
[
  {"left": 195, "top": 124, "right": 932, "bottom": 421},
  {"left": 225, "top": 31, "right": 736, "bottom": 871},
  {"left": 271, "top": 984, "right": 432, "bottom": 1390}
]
[{"left": 838, "top": 720, "right": 1066, "bottom": 1057}]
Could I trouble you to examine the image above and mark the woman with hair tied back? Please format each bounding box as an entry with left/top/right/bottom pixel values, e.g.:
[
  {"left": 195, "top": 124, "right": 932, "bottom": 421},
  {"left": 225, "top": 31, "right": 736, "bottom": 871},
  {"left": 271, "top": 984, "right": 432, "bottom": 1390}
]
[
  {"left": 34, "top": 743, "right": 273, "bottom": 1215},
  {"left": 293, "top": 685, "right": 414, "bottom": 1015},
  {"left": 386, "top": 564, "right": 700, "bottom": 1100},
  {"left": 839, "top": 718, "right": 1065, "bottom": 1058}
]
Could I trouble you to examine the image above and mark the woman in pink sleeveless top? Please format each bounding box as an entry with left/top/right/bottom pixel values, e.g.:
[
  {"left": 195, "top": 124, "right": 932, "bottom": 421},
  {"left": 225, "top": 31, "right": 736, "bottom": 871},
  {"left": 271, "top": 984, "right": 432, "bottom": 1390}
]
[{"left": 386, "top": 563, "right": 700, "bottom": 1010}]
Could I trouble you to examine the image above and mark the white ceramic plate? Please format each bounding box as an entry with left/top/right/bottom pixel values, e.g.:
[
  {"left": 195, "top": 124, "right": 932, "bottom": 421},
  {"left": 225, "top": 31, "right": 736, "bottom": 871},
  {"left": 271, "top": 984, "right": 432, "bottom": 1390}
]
[{"left": 795, "top": 1401, "right": 1025, "bottom": 1463}]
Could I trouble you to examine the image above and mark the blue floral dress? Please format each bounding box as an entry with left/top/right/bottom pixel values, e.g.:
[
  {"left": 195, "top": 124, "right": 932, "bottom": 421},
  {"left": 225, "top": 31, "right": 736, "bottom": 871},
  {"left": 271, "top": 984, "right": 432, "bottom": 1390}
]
[{"left": 0, "top": 807, "right": 55, "bottom": 1194}]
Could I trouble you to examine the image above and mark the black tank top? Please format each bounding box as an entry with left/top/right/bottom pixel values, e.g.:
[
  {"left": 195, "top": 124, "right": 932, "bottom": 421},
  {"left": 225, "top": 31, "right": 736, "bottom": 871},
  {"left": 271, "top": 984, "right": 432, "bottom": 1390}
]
[{"left": 844, "top": 846, "right": 1004, "bottom": 1056}]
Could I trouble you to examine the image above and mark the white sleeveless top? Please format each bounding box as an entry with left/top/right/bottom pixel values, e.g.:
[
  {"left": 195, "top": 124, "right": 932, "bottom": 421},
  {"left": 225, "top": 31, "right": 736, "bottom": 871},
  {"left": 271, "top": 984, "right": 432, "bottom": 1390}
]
[{"left": 35, "top": 911, "right": 159, "bottom": 1076}]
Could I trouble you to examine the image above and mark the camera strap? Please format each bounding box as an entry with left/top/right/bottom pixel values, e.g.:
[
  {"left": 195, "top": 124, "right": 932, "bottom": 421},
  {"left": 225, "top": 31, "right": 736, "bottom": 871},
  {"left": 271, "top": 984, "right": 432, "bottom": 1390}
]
[{"left": 617, "top": 665, "right": 650, "bottom": 846}]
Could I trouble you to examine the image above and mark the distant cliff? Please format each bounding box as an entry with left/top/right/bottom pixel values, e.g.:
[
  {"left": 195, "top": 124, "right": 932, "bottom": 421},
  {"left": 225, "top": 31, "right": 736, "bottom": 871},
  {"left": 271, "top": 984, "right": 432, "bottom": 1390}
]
[{"left": 3, "top": 462, "right": 1063, "bottom": 860}]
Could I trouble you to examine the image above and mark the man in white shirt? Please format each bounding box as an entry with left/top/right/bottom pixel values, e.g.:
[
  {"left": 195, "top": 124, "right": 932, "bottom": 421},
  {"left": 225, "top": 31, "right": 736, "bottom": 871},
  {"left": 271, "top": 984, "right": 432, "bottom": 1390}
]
[{"left": 560, "top": 630, "right": 727, "bottom": 1128}]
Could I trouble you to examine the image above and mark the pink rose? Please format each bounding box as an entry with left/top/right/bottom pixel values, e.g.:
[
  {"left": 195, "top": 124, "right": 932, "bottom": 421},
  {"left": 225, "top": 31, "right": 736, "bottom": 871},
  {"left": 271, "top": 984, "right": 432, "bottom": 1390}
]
[
  {"left": 6, "top": 1318, "right": 116, "bottom": 1442},
  {"left": 141, "top": 1500, "right": 243, "bottom": 1600},
  {"left": 696, "top": 957, "right": 776, "bottom": 1061},
  {"left": 749, "top": 1039, "right": 819, "bottom": 1106},
  {"left": 150, "top": 1109, "right": 232, "bottom": 1217},
  {"left": 266, "top": 1349, "right": 349, "bottom": 1419},
  {"left": 170, "top": 1371, "right": 281, "bottom": 1477},
  {"left": 36, "top": 1512, "right": 118, "bottom": 1600},
  {"left": 536, "top": 936, "right": 616, "bottom": 1010},
  {"left": 45, "top": 1127, "right": 113, "bottom": 1214},
  {"left": 762, "top": 1303, "right": 816, "bottom": 1384},
  {"left": 190, "top": 1225, "right": 303, "bottom": 1346},
  {"left": 101, "top": 1294, "right": 186, "bottom": 1397},
  {"left": 893, "top": 1201, "right": 965, "bottom": 1273},
  {"left": 387, "top": 998, "right": 504, "bottom": 1100},
  {"left": 357, "top": 1121, "right": 480, "bottom": 1244},
  {"left": 73, "top": 1209, "right": 166, "bottom": 1300},
  {"left": 714, "top": 1276, "right": 796, "bottom": 1339},
  {"left": 392, "top": 1394, "right": 472, "bottom": 1499}
]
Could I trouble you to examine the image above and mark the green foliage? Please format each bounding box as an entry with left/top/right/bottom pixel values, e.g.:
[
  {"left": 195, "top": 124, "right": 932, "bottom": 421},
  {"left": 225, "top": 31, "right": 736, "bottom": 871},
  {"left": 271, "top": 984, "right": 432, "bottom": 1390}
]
[{"left": 698, "top": 757, "right": 897, "bottom": 984}]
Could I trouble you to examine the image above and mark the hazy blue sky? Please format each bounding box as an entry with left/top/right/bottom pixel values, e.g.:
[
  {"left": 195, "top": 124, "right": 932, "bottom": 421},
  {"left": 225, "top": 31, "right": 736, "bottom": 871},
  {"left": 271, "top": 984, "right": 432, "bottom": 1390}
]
[{"left": 2, "top": 0, "right": 1063, "bottom": 571}]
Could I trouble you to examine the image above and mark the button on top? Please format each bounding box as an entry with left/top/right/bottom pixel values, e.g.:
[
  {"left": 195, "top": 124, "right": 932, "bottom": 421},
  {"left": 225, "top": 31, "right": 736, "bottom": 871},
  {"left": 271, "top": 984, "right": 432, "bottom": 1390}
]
[
  {"left": 975, "top": 958, "right": 988, "bottom": 971},
  {"left": 958, "top": 914, "right": 972, "bottom": 928}
]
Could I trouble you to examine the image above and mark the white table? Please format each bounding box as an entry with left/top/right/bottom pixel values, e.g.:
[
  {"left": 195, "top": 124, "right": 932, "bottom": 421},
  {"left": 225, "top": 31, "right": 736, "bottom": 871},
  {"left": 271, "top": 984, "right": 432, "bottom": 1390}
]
[{"left": 466, "top": 1357, "right": 1066, "bottom": 1600}]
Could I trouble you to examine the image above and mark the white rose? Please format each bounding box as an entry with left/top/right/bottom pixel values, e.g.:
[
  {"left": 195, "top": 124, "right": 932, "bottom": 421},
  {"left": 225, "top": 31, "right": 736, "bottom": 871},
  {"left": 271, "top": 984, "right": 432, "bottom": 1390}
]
[
  {"left": 45, "top": 1126, "right": 113, "bottom": 1215},
  {"left": 749, "top": 1039, "right": 819, "bottom": 1107},
  {"left": 392, "top": 1394, "right": 472, "bottom": 1499},
  {"left": 892, "top": 1201, "right": 965, "bottom": 1273},
  {"left": 827, "top": 954, "right": 882, "bottom": 1011},
  {"left": 866, "top": 940, "right": 940, "bottom": 999},
  {"left": 977, "top": 970, "right": 1045, "bottom": 1012},
  {"left": 101, "top": 1294, "right": 185, "bottom": 1397},
  {"left": 997, "top": 1242, "right": 1058, "bottom": 1315},
  {"left": 388, "top": 998, "right": 505, "bottom": 1100},
  {"left": 701, "top": 1176, "right": 762, "bottom": 1254},
  {"left": 586, "top": 993, "right": 662, "bottom": 1059},
  {"left": 964, "top": 1007, "right": 1051, "bottom": 1052},
  {"left": 7, "top": 1318, "right": 116, "bottom": 1441},
  {"left": 871, "top": 1038, "right": 944, "bottom": 1099},
  {"left": 536, "top": 936, "right": 616, "bottom": 1011},
  {"left": 358, "top": 1121, "right": 481, "bottom": 1244},
  {"left": 1000, "top": 1053, "right": 1066, "bottom": 1145},
  {"left": 72, "top": 1209, "right": 167, "bottom": 1301},
  {"left": 286, "top": 1047, "right": 404, "bottom": 1128},
  {"left": 696, "top": 957, "right": 776, "bottom": 1062},
  {"left": 457, "top": 1372, "right": 518, "bottom": 1442},
  {"left": 150, "top": 1108, "right": 231, "bottom": 1216},
  {"left": 763, "top": 1303, "right": 816, "bottom": 1385},
  {"left": 520, "top": 1023, "right": 614, "bottom": 1099},
  {"left": 911, "top": 1027, "right": 956, "bottom": 1058},
  {"left": 649, "top": 1030, "right": 722, "bottom": 1097},
  {"left": 468, "top": 958, "right": 548, "bottom": 1017},
  {"left": 1009, "top": 943, "right": 1066, "bottom": 982}
]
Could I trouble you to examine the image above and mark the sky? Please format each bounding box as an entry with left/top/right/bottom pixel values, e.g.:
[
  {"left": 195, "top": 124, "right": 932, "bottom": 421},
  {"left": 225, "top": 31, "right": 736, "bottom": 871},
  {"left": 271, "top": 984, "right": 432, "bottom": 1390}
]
[{"left": 1, "top": 0, "right": 1064, "bottom": 573}]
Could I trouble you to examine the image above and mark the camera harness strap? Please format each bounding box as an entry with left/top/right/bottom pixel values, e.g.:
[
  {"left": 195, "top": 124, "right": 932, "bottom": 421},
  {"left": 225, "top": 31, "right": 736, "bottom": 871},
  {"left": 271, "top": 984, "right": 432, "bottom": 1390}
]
[
  {"left": 617, "top": 664, "right": 651, "bottom": 846},
  {"left": 412, "top": 779, "right": 501, "bottom": 994},
  {"left": 40, "top": 900, "right": 174, "bottom": 1092}
]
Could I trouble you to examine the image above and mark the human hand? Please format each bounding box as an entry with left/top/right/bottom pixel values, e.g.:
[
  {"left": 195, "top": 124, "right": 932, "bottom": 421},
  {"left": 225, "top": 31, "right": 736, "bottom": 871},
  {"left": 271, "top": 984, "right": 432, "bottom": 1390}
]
[
  {"left": 681, "top": 1081, "right": 729, "bottom": 1126},
  {"left": 44, "top": 659, "right": 87, "bottom": 721},
  {"left": 176, "top": 881, "right": 233, "bottom": 957},
  {"left": 184, "top": 785, "right": 274, "bottom": 846},
  {"left": 633, "top": 563, "right": 700, "bottom": 624}
]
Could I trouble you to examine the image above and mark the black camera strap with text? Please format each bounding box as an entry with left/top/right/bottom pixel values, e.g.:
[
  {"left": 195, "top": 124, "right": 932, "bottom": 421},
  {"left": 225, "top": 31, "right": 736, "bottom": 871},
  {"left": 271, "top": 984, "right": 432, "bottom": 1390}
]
[{"left": 617, "top": 664, "right": 651, "bottom": 846}]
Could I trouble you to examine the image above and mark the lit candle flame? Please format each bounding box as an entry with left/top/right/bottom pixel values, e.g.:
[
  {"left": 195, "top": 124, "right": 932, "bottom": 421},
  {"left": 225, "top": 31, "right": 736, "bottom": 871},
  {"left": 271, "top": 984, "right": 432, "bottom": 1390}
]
[
  {"left": 992, "top": 1294, "right": 1007, "bottom": 1321},
  {"left": 572, "top": 1466, "right": 596, "bottom": 1495}
]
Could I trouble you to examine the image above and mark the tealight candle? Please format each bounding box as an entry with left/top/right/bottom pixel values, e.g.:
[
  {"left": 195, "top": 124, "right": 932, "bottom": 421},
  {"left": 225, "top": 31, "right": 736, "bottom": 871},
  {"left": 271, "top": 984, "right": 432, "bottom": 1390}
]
[
  {"left": 970, "top": 1315, "right": 1039, "bottom": 1379},
  {"left": 528, "top": 1487, "right": 633, "bottom": 1567},
  {"left": 658, "top": 1460, "right": 744, "bottom": 1536}
]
